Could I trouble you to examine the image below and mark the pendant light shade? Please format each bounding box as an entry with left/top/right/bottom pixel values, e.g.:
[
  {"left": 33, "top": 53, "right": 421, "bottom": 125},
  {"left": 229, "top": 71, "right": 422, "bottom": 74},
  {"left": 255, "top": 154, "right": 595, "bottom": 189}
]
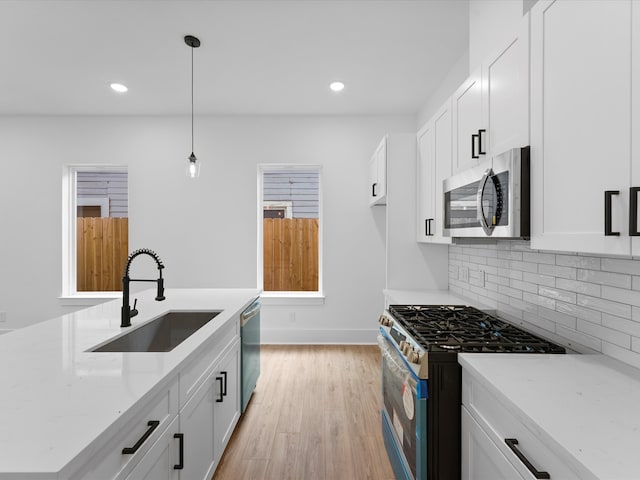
[{"left": 185, "top": 35, "right": 201, "bottom": 178}]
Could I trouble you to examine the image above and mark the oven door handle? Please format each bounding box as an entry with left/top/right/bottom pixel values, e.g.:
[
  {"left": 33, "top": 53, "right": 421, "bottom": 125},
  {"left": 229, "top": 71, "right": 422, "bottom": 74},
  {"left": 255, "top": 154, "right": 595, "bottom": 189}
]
[{"left": 378, "top": 331, "right": 420, "bottom": 385}]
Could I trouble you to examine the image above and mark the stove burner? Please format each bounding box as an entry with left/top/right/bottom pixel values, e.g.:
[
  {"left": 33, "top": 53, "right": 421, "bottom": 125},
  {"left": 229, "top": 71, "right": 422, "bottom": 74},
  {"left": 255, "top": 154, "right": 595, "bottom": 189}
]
[{"left": 388, "top": 305, "right": 565, "bottom": 354}]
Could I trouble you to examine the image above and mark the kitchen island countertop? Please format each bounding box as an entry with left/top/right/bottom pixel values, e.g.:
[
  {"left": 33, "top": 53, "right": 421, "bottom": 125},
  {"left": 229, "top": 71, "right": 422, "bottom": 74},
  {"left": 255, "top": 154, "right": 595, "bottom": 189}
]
[
  {"left": 0, "top": 288, "right": 259, "bottom": 478},
  {"left": 459, "top": 353, "right": 640, "bottom": 480}
]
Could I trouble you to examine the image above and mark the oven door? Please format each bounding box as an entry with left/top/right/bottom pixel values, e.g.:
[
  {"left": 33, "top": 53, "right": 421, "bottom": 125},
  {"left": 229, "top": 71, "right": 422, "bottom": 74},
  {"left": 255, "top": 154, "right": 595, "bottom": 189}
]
[{"left": 379, "top": 332, "right": 427, "bottom": 480}]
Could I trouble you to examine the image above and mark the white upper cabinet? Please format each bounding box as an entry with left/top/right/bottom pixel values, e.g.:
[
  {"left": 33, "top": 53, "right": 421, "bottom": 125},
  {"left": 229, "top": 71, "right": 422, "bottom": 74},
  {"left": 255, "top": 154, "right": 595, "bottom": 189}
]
[
  {"left": 369, "top": 136, "right": 387, "bottom": 206},
  {"left": 452, "top": 15, "right": 530, "bottom": 174},
  {"left": 530, "top": 0, "right": 634, "bottom": 255},
  {"left": 417, "top": 99, "right": 453, "bottom": 244}
]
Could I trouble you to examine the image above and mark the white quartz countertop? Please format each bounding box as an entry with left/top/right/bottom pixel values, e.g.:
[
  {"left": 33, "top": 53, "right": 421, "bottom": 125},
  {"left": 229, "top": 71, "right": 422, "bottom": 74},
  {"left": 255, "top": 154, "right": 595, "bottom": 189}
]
[
  {"left": 0, "top": 288, "right": 259, "bottom": 477},
  {"left": 459, "top": 353, "right": 640, "bottom": 480}
]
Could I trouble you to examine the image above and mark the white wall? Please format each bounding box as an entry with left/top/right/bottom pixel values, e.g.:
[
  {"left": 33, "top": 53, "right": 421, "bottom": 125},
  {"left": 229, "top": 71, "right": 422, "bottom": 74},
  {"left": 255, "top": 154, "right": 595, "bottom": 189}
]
[{"left": 0, "top": 115, "right": 415, "bottom": 343}]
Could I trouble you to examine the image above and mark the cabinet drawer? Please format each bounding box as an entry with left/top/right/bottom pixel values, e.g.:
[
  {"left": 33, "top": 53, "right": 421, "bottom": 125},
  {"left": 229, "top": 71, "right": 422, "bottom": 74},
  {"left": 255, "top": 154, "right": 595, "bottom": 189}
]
[
  {"left": 71, "top": 378, "right": 179, "bottom": 480},
  {"left": 179, "top": 317, "right": 238, "bottom": 406},
  {"left": 462, "top": 372, "right": 583, "bottom": 480}
]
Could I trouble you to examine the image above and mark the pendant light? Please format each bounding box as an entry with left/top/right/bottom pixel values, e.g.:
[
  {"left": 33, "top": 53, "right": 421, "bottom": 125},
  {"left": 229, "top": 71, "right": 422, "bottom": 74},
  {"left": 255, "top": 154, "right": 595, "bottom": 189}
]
[{"left": 185, "top": 35, "right": 201, "bottom": 178}]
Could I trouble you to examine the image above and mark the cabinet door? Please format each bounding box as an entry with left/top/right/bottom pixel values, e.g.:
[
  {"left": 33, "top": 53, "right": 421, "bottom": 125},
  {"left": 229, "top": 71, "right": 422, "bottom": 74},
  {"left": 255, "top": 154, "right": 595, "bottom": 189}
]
[
  {"left": 461, "top": 407, "right": 525, "bottom": 480},
  {"left": 452, "top": 68, "right": 484, "bottom": 174},
  {"left": 417, "top": 121, "right": 435, "bottom": 243},
  {"left": 483, "top": 14, "right": 529, "bottom": 157},
  {"left": 369, "top": 136, "right": 387, "bottom": 206},
  {"left": 432, "top": 99, "right": 453, "bottom": 243},
  {"left": 125, "top": 417, "right": 180, "bottom": 480},
  {"left": 214, "top": 341, "right": 241, "bottom": 461},
  {"left": 530, "top": 0, "right": 631, "bottom": 255},
  {"left": 632, "top": 1, "right": 640, "bottom": 255},
  {"left": 180, "top": 363, "right": 217, "bottom": 480}
]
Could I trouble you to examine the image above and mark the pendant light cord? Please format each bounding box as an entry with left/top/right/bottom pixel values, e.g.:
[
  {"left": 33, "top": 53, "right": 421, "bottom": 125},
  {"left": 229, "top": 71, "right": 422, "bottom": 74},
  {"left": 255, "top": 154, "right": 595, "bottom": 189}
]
[{"left": 191, "top": 45, "right": 194, "bottom": 153}]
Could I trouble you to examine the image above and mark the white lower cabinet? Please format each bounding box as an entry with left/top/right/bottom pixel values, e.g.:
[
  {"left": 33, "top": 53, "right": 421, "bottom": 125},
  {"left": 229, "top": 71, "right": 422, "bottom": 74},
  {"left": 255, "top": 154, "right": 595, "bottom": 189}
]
[
  {"left": 180, "top": 339, "right": 241, "bottom": 480},
  {"left": 461, "top": 407, "right": 524, "bottom": 480}
]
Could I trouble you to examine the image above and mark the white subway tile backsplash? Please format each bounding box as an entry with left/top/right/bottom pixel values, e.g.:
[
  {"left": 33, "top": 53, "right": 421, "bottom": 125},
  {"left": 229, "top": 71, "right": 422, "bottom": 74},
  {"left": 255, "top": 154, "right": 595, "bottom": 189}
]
[
  {"left": 538, "top": 286, "right": 577, "bottom": 304},
  {"left": 448, "top": 240, "right": 640, "bottom": 369},
  {"left": 538, "top": 264, "right": 577, "bottom": 280},
  {"left": 577, "top": 269, "right": 631, "bottom": 289}
]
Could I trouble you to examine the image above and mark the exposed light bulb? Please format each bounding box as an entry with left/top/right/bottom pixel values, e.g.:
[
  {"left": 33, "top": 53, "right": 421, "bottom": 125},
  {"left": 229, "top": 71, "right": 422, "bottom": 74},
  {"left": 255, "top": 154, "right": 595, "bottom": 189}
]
[
  {"left": 329, "top": 81, "right": 345, "bottom": 92},
  {"left": 186, "top": 153, "right": 200, "bottom": 178},
  {"left": 110, "top": 83, "right": 128, "bottom": 93}
]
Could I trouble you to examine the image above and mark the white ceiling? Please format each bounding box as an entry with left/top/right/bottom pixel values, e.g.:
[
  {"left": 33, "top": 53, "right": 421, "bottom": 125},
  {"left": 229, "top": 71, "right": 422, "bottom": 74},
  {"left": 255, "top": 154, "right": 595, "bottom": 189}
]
[{"left": 0, "top": 0, "right": 469, "bottom": 116}]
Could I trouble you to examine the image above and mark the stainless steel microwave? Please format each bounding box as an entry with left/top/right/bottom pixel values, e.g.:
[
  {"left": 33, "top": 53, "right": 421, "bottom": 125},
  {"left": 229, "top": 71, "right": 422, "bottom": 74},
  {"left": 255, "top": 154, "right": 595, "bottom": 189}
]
[{"left": 443, "top": 146, "right": 530, "bottom": 238}]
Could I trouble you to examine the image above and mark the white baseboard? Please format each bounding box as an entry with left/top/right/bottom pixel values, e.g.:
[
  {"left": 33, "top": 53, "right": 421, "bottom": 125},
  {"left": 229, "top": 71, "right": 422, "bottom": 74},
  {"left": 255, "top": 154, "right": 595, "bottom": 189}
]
[{"left": 260, "top": 328, "right": 379, "bottom": 344}]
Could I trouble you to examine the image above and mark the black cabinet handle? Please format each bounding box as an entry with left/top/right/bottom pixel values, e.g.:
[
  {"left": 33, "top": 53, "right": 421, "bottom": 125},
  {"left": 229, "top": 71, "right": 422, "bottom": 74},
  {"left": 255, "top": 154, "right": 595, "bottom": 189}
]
[
  {"left": 122, "top": 420, "right": 160, "bottom": 455},
  {"left": 630, "top": 187, "right": 640, "bottom": 236},
  {"left": 173, "top": 433, "right": 184, "bottom": 470},
  {"left": 372, "top": 183, "right": 377, "bottom": 197},
  {"left": 505, "top": 438, "right": 550, "bottom": 479},
  {"left": 216, "top": 376, "right": 224, "bottom": 402},
  {"left": 221, "top": 371, "right": 228, "bottom": 397},
  {"left": 471, "top": 134, "right": 479, "bottom": 159},
  {"left": 604, "top": 190, "right": 620, "bottom": 236},
  {"left": 478, "top": 129, "right": 486, "bottom": 155},
  {"left": 425, "top": 218, "right": 434, "bottom": 236}
]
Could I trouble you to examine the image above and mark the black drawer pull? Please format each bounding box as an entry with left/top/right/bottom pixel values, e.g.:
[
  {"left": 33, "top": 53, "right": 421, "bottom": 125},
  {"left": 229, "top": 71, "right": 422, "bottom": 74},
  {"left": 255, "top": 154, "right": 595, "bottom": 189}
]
[
  {"left": 630, "top": 187, "right": 640, "bottom": 236},
  {"left": 173, "top": 433, "right": 184, "bottom": 470},
  {"left": 216, "top": 376, "right": 224, "bottom": 402},
  {"left": 372, "top": 183, "right": 377, "bottom": 197},
  {"left": 604, "top": 190, "right": 620, "bottom": 236},
  {"left": 505, "top": 438, "right": 550, "bottom": 479},
  {"left": 122, "top": 420, "right": 160, "bottom": 455}
]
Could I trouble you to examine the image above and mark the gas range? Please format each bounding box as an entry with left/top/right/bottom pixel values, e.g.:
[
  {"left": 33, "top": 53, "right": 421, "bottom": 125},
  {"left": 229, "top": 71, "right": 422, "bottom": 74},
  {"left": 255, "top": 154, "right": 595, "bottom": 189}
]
[{"left": 379, "top": 304, "right": 565, "bottom": 379}]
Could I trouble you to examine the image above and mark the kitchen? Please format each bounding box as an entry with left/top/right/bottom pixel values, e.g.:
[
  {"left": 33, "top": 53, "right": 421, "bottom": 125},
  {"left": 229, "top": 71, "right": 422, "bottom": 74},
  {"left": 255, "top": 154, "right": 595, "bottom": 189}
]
[{"left": 2, "top": 0, "right": 640, "bottom": 479}]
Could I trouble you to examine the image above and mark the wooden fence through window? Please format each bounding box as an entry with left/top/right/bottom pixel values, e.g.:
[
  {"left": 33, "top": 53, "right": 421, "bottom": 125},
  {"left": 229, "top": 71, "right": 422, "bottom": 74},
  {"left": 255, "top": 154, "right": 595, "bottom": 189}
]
[
  {"left": 77, "top": 217, "right": 128, "bottom": 292},
  {"left": 263, "top": 218, "right": 318, "bottom": 291}
]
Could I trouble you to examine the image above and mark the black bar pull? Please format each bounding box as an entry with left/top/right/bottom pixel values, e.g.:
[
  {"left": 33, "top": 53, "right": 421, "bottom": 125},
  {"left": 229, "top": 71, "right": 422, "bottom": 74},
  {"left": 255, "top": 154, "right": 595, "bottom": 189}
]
[
  {"left": 426, "top": 219, "right": 434, "bottom": 236},
  {"left": 372, "top": 183, "right": 377, "bottom": 197},
  {"left": 505, "top": 438, "right": 550, "bottom": 479},
  {"left": 216, "top": 376, "right": 224, "bottom": 402},
  {"left": 471, "top": 134, "right": 479, "bottom": 159},
  {"left": 221, "top": 371, "right": 228, "bottom": 397},
  {"left": 478, "top": 129, "right": 486, "bottom": 155},
  {"left": 122, "top": 420, "right": 160, "bottom": 454},
  {"left": 425, "top": 219, "right": 429, "bottom": 237},
  {"left": 604, "top": 190, "right": 620, "bottom": 236},
  {"left": 173, "top": 433, "right": 184, "bottom": 470},
  {"left": 630, "top": 187, "right": 640, "bottom": 236}
]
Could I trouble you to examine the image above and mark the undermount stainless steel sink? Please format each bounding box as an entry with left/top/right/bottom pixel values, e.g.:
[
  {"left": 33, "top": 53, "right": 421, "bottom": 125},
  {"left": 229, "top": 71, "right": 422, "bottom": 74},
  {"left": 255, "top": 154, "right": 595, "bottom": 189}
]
[{"left": 91, "top": 311, "right": 222, "bottom": 353}]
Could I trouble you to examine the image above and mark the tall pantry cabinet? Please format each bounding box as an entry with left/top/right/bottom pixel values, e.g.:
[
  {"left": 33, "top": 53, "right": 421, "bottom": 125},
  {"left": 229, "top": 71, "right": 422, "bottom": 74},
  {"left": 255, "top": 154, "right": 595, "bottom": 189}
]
[{"left": 530, "top": 0, "right": 640, "bottom": 256}]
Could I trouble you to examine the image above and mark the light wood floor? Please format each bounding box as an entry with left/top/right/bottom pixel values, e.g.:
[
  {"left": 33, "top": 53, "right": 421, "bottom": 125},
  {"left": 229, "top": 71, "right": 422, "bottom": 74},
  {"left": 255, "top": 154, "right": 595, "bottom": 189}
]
[{"left": 213, "top": 345, "right": 395, "bottom": 480}]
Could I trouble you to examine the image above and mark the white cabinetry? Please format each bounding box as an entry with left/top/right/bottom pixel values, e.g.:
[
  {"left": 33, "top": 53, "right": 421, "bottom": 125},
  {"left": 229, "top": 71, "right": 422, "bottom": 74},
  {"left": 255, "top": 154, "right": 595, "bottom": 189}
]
[
  {"left": 369, "top": 136, "right": 387, "bottom": 206},
  {"left": 461, "top": 369, "right": 582, "bottom": 480},
  {"left": 452, "top": 15, "right": 529, "bottom": 174},
  {"left": 530, "top": 0, "right": 636, "bottom": 256},
  {"left": 417, "top": 99, "right": 453, "bottom": 244}
]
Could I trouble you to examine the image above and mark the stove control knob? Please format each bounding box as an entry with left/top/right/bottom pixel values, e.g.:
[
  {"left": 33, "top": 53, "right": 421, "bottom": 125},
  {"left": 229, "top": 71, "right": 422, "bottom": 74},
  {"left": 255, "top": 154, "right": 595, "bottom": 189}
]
[
  {"left": 403, "top": 344, "right": 413, "bottom": 356},
  {"left": 408, "top": 351, "right": 421, "bottom": 364},
  {"left": 378, "top": 315, "right": 386, "bottom": 325}
]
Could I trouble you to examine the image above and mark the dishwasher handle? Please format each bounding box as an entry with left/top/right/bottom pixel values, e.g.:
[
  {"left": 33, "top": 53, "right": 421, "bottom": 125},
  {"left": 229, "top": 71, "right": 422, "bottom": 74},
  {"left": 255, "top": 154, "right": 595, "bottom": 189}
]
[{"left": 241, "top": 300, "right": 260, "bottom": 326}]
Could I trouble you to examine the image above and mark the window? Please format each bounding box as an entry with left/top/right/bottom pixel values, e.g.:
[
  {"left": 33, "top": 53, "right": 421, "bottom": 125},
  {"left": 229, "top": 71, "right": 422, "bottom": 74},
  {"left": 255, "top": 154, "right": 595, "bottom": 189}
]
[
  {"left": 62, "top": 166, "right": 128, "bottom": 297},
  {"left": 258, "top": 165, "right": 322, "bottom": 296}
]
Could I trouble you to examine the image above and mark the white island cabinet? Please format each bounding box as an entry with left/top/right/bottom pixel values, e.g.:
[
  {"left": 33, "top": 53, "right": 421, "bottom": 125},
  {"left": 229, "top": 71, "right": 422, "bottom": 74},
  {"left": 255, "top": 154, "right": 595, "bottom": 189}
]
[
  {"left": 459, "top": 353, "right": 640, "bottom": 480},
  {"left": 0, "top": 288, "right": 258, "bottom": 480}
]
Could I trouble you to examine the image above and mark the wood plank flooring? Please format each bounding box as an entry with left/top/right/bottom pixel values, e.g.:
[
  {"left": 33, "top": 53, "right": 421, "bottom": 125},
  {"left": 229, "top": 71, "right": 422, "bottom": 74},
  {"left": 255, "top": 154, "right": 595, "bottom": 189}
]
[{"left": 213, "top": 345, "right": 395, "bottom": 480}]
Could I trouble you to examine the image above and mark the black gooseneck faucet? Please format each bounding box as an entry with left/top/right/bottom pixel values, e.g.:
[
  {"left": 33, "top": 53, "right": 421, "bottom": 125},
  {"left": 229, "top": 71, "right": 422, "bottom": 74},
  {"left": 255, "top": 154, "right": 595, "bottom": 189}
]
[{"left": 121, "top": 249, "right": 166, "bottom": 328}]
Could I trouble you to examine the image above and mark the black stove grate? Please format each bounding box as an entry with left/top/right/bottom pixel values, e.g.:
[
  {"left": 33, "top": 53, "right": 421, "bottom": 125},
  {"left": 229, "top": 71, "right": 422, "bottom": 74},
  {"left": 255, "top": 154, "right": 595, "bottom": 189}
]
[{"left": 388, "top": 305, "right": 565, "bottom": 354}]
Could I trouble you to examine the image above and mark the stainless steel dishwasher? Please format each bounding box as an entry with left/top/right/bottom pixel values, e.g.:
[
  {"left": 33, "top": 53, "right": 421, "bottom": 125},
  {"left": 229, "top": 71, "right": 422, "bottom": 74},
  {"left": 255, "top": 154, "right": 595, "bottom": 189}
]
[{"left": 241, "top": 299, "right": 260, "bottom": 412}]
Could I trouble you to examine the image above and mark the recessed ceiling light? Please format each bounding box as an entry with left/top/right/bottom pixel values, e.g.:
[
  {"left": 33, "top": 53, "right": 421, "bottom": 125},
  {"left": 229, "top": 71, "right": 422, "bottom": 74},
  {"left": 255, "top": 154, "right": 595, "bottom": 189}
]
[
  {"left": 110, "top": 83, "right": 128, "bottom": 93},
  {"left": 329, "top": 81, "right": 345, "bottom": 92}
]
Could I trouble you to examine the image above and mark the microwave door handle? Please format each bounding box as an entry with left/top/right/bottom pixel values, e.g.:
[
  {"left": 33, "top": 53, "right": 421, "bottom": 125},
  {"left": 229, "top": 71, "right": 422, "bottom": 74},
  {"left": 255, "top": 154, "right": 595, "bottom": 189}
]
[{"left": 477, "top": 168, "right": 494, "bottom": 235}]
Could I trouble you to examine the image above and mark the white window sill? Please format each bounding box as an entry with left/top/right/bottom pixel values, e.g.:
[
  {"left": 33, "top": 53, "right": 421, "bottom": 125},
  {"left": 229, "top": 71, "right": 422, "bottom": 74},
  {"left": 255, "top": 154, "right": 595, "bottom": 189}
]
[
  {"left": 58, "top": 292, "right": 120, "bottom": 307},
  {"left": 259, "top": 292, "right": 325, "bottom": 306}
]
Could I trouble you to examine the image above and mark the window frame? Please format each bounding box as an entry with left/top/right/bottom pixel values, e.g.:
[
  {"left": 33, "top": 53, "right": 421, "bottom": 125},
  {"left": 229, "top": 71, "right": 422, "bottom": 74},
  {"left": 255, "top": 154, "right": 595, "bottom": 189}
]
[
  {"left": 257, "top": 164, "right": 324, "bottom": 304},
  {"left": 61, "top": 164, "right": 128, "bottom": 302}
]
